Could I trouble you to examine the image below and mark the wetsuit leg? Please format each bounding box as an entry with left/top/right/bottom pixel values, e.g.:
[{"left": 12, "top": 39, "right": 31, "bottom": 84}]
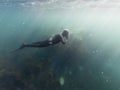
[
  {"left": 31, "top": 41, "right": 44, "bottom": 44},
  {"left": 24, "top": 40, "right": 50, "bottom": 48}
]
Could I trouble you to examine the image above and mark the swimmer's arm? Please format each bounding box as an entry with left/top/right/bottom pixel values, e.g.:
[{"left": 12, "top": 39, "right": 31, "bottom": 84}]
[
  {"left": 61, "top": 40, "right": 66, "bottom": 44},
  {"left": 61, "top": 37, "right": 67, "bottom": 44}
]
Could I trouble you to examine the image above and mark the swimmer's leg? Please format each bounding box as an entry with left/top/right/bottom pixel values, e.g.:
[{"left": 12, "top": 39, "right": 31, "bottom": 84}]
[
  {"left": 11, "top": 40, "right": 51, "bottom": 52},
  {"left": 12, "top": 40, "right": 51, "bottom": 52},
  {"left": 31, "top": 39, "right": 48, "bottom": 45},
  {"left": 20, "top": 40, "right": 50, "bottom": 49},
  {"left": 22, "top": 44, "right": 43, "bottom": 48},
  {"left": 31, "top": 41, "right": 43, "bottom": 44},
  {"left": 13, "top": 43, "right": 46, "bottom": 52}
]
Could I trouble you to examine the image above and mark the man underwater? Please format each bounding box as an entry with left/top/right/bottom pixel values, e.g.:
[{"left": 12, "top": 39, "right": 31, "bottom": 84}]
[{"left": 16, "top": 29, "right": 69, "bottom": 51}]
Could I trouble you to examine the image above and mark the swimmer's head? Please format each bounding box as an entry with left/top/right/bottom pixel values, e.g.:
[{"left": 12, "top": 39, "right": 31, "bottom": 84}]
[{"left": 62, "top": 29, "right": 69, "bottom": 39}]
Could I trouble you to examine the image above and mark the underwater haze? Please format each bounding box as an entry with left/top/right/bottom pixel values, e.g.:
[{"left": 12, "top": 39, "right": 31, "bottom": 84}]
[{"left": 0, "top": 0, "right": 120, "bottom": 90}]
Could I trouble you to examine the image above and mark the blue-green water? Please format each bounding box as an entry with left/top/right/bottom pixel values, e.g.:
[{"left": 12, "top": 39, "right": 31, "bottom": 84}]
[{"left": 0, "top": 2, "right": 120, "bottom": 90}]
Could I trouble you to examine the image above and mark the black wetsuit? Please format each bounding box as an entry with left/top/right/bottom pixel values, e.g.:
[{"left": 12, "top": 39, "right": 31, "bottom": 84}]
[{"left": 23, "top": 34, "right": 66, "bottom": 48}]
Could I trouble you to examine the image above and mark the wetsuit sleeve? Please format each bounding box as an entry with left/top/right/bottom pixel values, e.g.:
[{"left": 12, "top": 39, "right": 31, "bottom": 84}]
[
  {"left": 48, "top": 36, "right": 53, "bottom": 45},
  {"left": 61, "top": 37, "right": 67, "bottom": 44}
]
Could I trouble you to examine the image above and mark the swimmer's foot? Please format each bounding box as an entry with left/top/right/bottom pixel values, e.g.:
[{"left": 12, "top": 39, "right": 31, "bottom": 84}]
[
  {"left": 10, "top": 43, "right": 26, "bottom": 53},
  {"left": 19, "top": 43, "right": 26, "bottom": 50}
]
